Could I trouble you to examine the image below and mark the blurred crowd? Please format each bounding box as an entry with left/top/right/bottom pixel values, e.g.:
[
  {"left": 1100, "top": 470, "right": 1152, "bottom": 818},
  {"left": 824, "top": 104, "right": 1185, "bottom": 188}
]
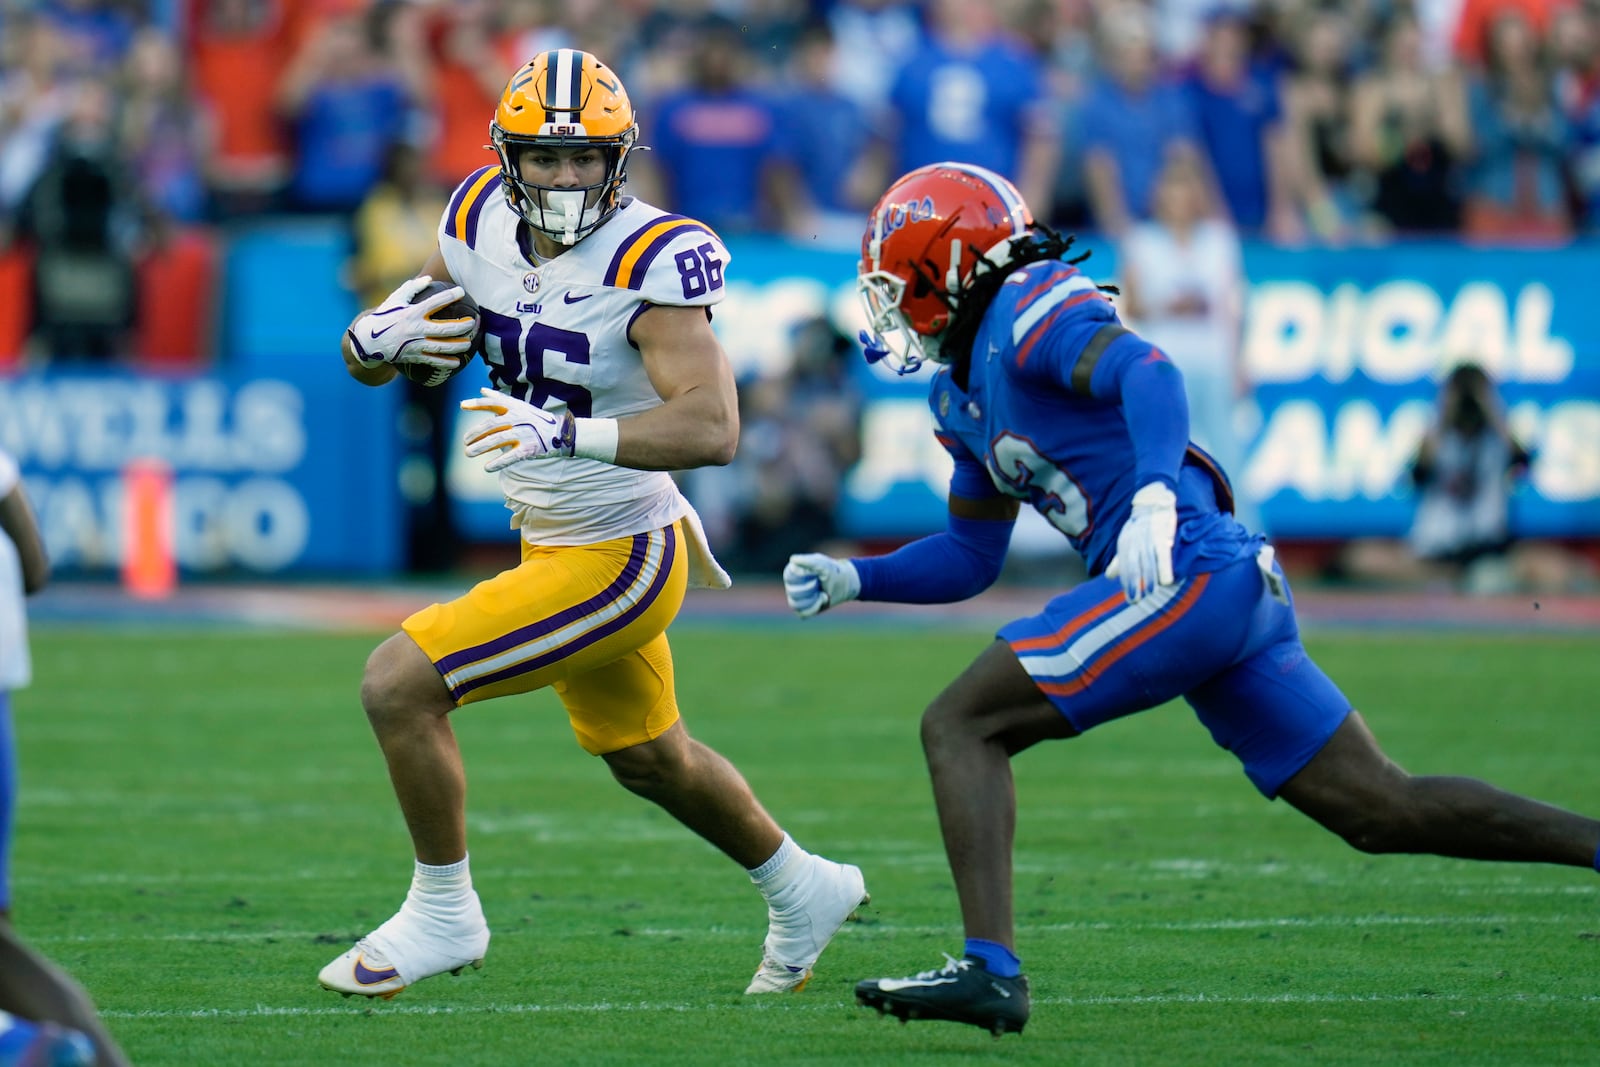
[
  {"left": 5, "top": 0, "right": 1600, "bottom": 257},
  {"left": 2, "top": 0, "right": 1596, "bottom": 582}
]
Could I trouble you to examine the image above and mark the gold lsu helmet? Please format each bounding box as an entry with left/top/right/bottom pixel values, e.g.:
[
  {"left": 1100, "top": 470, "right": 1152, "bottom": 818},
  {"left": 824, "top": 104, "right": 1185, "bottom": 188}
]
[{"left": 490, "top": 49, "right": 639, "bottom": 245}]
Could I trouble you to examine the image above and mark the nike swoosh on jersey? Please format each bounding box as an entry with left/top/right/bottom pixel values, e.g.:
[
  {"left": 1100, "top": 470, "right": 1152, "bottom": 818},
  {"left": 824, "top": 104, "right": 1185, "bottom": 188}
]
[
  {"left": 563, "top": 292, "right": 593, "bottom": 304},
  {"left": 353, "top": 956, "right": 400, "bottom": 985},
  {"left": 877, "top": 975, "right": 959, "bottom": 992}
]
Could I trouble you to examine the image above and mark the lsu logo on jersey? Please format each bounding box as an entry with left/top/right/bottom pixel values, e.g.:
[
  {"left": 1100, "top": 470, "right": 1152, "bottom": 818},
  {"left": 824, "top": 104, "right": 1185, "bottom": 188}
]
[{"left": 880, "top": 195, "right": 936, "bottom": 239}]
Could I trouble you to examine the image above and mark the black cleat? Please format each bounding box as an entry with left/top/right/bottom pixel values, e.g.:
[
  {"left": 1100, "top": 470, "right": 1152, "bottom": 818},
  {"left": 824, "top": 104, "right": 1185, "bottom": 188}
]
[{"left": 856, "top": 954, "right": 1029, "bottom": 1036}]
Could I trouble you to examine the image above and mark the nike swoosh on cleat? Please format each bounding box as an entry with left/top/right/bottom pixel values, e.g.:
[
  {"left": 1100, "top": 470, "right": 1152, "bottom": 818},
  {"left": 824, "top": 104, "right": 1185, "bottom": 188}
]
[
  {"left": 563, "top": 292, "right": 593, "bottom": 304},
  {"left": 991, "top": 983, "right": 1012, "bottom": 998},
  {"left": 785, "top": 965, "right": 806, "bottom": 974},
  {"left": 877, "top": 976, "right": 958, "bottom": 992},
  {"left": 353, "top": 957, "right": 400, "bottom": 985}
]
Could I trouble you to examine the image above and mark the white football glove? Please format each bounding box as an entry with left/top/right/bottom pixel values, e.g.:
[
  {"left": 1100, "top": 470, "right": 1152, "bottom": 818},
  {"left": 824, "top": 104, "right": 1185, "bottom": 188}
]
[
  {"left": 783, "top": 553, "right": 861, "bottom": 618},
  {"left": 346, "top": 275, "right": 475, "bottom": 372},
  {"left": 460, "top": 388, "right": 574, "bottom": 472},
  {"left": 1105, "top": 482, "right": 1178, "bottom": 602}
]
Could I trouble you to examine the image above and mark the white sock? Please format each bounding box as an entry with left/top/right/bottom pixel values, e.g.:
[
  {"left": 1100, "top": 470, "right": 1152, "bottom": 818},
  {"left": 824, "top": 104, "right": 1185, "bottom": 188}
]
[
  {"left": 405, "top": 855, "right": 476, "bottom": 917},
  {"left": 749, "top": 835, "right": 811, "bottom": 904}
]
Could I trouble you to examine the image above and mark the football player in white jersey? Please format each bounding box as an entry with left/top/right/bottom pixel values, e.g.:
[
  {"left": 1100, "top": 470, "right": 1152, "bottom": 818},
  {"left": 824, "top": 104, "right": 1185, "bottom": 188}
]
[
  {"left": 0, "top": 449, "right": 129, "bottom": 1066},
  {"left": 319, "top": 49, "right": 868, "bottom": 1001}
]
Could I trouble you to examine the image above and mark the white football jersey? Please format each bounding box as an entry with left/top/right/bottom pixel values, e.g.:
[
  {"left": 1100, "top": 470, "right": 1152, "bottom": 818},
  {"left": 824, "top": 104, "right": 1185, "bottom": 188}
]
[{"left": 439, "top": 167, "right": 731, "bottom": 547}]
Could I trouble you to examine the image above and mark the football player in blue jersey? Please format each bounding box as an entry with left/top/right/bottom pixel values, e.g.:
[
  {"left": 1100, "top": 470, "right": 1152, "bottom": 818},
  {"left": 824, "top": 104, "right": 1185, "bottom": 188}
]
[
  {"left": 784, "top": 162, "right": 1600, "bottom": 1037},
  {"left": 319, "top": 50, "right": 867, "bottom": 1001}
]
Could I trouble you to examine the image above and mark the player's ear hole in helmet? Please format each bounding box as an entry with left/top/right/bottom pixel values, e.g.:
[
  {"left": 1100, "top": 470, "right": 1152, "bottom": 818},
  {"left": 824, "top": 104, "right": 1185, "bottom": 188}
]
[{"left": 490, "top": 49, "right": 639, "bottom": 246}]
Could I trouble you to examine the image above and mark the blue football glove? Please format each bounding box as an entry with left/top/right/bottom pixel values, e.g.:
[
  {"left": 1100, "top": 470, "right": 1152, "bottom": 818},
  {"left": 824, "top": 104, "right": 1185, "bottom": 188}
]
[
  {"left": 783, "top": 553, "right": 861, "bottom": 618},
  {"left": 1105, "top": 482, "right": 1178, "bottom": 602}
]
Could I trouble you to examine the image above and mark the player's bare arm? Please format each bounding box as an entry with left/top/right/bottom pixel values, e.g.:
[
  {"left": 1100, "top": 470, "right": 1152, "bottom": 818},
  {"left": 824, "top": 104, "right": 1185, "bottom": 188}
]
[
  {"left": 621, "top": 304, "right": 740, "bottom": 470},
  {"left": 341, "top": 250, "right": 463, "bottom": 387},
  {"left": 0, "top": 483, "right": 49, "bottom": 595}
]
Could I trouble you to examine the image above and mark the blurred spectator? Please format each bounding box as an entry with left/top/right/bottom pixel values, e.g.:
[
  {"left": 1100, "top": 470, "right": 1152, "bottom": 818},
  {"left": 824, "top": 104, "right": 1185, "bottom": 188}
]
[
  {"left": 1183, "top": 6, "right": 1301, "bottom": 241},
  {"left": 16, "top": 78, "right": 136, "bottom": 362},
  {"left": 186, "top": 0, "right": 304, "bottom": 218},
  {"left": 871, "top": 0, "right": 1057, "bottom": 212},
  {"left": 1460, "top": 8, "right": 1574, "bottom": 240},
  {"left": 349, "top": 139, "right": 445, "bottom": 309},
  {"left": 118, "top": 26, "right": 212, "bottom": 230},
  {"left": 1281, "top": 7, "right": 1361, "bottom": 242},
  {"left": 37, "top": 0, "right": 137, "bottom": 77},
  {"left": 774, "top": 19, "right": 873, "bottom": 242},
  {"left": 349, "top": 138, "right": 458, "bottom": 572},
  {"left": 275, "top": 0, "right": 428, "bottom": 215},
  {"left": 1453, "top": 0, "right": 1573, "bottom": 67},
  {"left": 1154, "top": 0, "right": 1247, "bottom": 68},
  {"left": 491, "top": 0, "right": 632, "bottom": 119},
  {"left": 1027, "top": 0, "right": 1097, "bottom": 230},
  {"left": 716, "top": 317, "right": 863, "bottom": 574},
  {"left": 1080, "top": 2, "right": 1210, "bottom": 240},
  {"left": 628, "top": 17, "right": 793, "bottom": 235},
  {"left": 1409, "top": 363, "right": 1530, "bottom": 576},
  {"left": 1116, "top": 153, "right": 1260, "bottom": 532},
  {"left": 1348, "top": 9, "right": 1472, "bottom": 234},
  {"left": 825, "top": 0, "right": 922, "bottom": 117},
  {"left": 1553, "top": 1, "right": 1600, "bottom": 230},
  {"left": 498, "top": 0, "right": 580, "bottom": 58},
  {"left": 420, "top": 0, "right": 513, "bottom": 188},
  {"left": 0, "top": 14, "right": 74, "bottom": 224},
  {"left": 1337, "top": 362, "right": 1589, "bottom": 593}
]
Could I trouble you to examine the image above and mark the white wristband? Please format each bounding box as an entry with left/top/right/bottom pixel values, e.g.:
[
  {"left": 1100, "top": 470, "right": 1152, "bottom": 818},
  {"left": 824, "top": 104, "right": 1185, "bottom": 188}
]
[{"left": 572, "top": 417, "right": 620, "bottom": 463}]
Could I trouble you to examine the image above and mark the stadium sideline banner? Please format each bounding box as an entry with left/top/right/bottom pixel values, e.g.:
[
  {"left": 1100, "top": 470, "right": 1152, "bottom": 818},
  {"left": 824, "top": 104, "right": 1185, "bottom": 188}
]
[
  {"left": 0, "top": 370, "right": 402, "bottom": 575},
  {"left": 714, "top": 237, "right": 1600, "bottom": 541}
]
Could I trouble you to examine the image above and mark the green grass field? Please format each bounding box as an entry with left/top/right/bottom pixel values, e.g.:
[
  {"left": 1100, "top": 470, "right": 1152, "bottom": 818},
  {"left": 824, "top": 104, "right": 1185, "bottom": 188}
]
[{"left": 12, "top": 623, "right": 1600, "bottom": 1065}]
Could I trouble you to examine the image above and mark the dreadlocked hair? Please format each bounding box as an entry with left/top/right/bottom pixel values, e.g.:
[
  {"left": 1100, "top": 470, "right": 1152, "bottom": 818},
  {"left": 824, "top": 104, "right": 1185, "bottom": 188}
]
[{"left": 925, "top": 225, "right": 1117, "bottom": 390}]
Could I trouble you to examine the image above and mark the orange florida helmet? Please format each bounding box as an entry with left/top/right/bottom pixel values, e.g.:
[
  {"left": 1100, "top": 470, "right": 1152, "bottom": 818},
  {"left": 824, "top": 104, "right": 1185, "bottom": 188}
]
[
  {"left": 490, "top": 49, "right": 638, "bottom": 245},
  {"left": 858, "top": 162, "right": 1035, "bottom": 374}
]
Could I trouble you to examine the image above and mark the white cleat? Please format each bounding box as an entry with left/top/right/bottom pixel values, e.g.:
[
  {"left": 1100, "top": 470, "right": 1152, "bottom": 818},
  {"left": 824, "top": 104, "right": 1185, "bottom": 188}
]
[
  {"left": 319, "top": 897, "right": 490, "bottom": 1000},
  {"left": 746, "top": 856, "right": 869, "bottom": 994}
]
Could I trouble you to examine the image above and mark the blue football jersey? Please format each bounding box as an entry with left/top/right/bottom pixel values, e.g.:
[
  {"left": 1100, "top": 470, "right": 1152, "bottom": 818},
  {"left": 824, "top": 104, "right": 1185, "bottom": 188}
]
[{"left": 928, "top": 258, "right": 1258, "bottom": 576}]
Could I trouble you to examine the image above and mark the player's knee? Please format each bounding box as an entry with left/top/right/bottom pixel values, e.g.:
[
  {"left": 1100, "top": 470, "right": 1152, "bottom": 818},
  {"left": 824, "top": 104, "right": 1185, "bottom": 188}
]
[
  {"left": 603, "top": 740, "right": 682, "bottom": 798},
  {"left": 1322, "top": 787, "right": 1422, "bottom": 854},
  {"left": 919, "top": 696, "right": 976, "bottom": 763},
  {"left": 360, "top": 636, "right": 450, "bottom": 731},
  {"left": 605, "top": 752, "right": 656, "bottom": 795}
]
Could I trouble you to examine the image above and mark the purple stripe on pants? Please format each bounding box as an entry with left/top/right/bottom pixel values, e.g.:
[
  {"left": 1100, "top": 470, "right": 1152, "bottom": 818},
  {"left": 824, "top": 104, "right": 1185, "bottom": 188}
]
[
  {"left": 438, "top": 532, "right": 652, "bottom": 677},
  {"left": 452, "top": 525, "right": 677, "bottom": 701}
]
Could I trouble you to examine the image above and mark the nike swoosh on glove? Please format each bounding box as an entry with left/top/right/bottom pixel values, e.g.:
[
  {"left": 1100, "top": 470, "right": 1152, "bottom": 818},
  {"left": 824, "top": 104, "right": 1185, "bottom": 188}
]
[
  {"left": 347, "top": 275, "right": 475, "bottom": 370},
  {"left": 783, "top": 553, "right": 861, "bottom": 618},
  {"left": 460, "top": 388, "right": 575, "bottom": 472},
  {"left": 1105, "top": 482, "right": 1178, "bottom": 602}
]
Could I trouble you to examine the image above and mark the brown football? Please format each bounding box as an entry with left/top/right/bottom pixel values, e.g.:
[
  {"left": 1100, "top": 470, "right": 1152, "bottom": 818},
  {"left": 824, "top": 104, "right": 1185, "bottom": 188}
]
[{"left": 399, "top": 279, "right": 480, "bottom": 387}]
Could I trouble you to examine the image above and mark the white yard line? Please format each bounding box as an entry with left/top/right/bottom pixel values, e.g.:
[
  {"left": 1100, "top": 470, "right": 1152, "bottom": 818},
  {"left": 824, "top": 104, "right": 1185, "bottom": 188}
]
[
  {"left": 100, "top": 989, "right": 1600, "bottom": 1021},
  {"left": 29, "top": 911, "right": 1590, "bottom": 947}
]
